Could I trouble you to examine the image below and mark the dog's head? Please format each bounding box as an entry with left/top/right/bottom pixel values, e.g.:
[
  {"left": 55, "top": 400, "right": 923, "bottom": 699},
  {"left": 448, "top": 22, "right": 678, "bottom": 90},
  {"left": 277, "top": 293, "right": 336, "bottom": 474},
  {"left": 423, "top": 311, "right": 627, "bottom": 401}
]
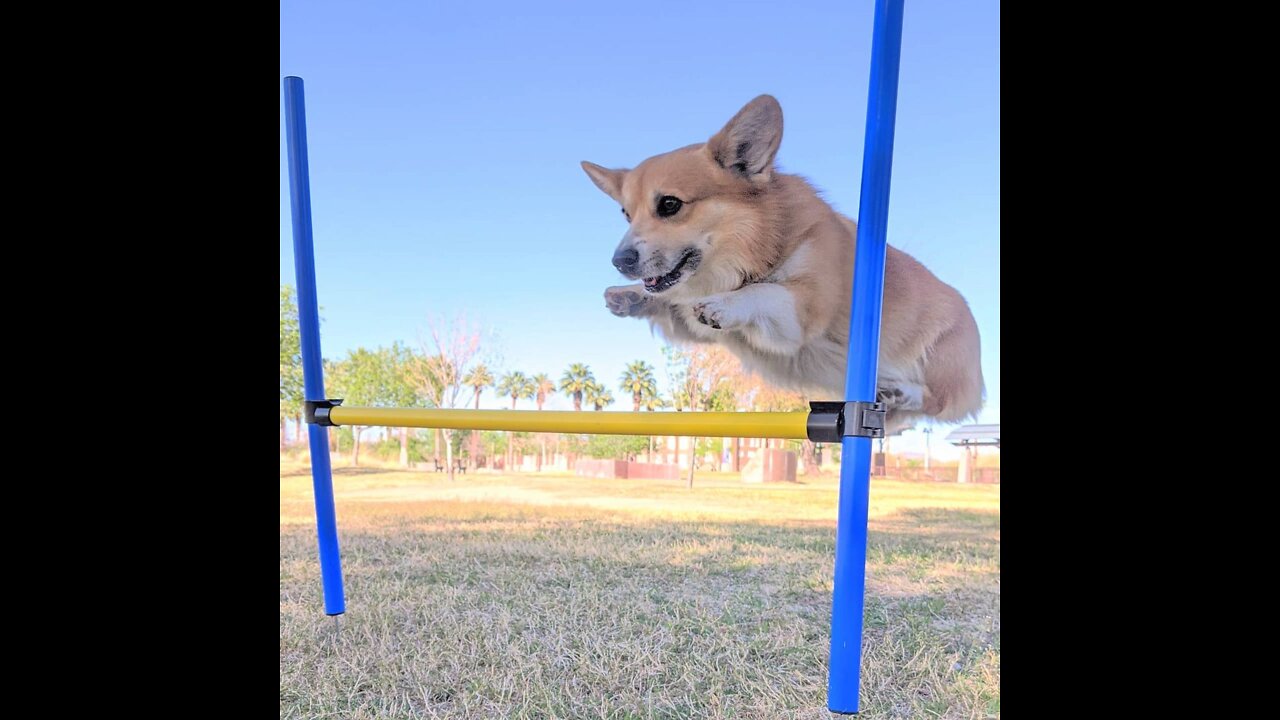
[{"left": 582, "top": 95, "right": 784, "bottom": 300}]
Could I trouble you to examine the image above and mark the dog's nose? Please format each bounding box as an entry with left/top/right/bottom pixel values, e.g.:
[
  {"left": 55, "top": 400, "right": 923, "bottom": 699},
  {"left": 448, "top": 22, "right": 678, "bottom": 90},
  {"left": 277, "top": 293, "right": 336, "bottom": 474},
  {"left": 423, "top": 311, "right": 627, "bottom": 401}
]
[{"left": 613, "top": 247, "right": 640, "bottom": 274}]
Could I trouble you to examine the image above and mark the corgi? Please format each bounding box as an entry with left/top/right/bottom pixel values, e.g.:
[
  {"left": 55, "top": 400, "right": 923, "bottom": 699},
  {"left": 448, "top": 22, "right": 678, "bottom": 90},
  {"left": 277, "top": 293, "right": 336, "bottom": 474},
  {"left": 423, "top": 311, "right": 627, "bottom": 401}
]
[{"left": 582, "top": 95, "right": 983, "bottom": 434}]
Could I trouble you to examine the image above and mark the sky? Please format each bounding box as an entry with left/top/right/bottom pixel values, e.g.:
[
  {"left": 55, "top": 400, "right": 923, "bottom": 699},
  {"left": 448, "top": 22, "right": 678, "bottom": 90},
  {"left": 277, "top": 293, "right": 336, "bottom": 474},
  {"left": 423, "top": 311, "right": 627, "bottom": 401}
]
[{"left": 280, "top": 0, "right": 999, "bottom": 461}]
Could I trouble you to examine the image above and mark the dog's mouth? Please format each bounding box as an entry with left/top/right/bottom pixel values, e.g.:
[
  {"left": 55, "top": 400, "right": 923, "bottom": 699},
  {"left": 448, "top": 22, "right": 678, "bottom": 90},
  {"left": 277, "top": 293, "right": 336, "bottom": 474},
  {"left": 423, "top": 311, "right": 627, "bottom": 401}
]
[{"left": 642, "top": 250, "right": 701, "bottom": 294}]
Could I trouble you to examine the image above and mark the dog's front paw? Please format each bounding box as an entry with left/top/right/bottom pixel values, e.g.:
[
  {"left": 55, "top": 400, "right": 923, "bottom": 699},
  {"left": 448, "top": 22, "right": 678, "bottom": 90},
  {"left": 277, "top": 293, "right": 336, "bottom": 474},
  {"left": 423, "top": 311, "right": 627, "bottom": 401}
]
[
  {"left": 604, "top": 285, "right": 651, "bottom": 318},
  {"left": 692, "top": 298, "right": 726, "bottom": 329}
]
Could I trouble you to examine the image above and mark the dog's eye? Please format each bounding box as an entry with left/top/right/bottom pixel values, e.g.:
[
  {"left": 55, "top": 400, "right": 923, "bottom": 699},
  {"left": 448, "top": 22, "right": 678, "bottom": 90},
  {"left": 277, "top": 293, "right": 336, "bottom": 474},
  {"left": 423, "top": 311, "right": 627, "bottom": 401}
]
[
  {"left": 656, "top": 196, "right": 683, "bottom": 218},
  {"left": 621, "top": 207, "right": 631, "bottom": 222}
]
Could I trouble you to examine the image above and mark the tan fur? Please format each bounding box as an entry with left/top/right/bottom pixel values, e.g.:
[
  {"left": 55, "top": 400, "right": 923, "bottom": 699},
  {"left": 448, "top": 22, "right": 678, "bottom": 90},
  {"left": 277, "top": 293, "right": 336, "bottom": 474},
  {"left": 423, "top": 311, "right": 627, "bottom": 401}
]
[{"left": 584, "top": 95, "right": 983, "bottom": 432}]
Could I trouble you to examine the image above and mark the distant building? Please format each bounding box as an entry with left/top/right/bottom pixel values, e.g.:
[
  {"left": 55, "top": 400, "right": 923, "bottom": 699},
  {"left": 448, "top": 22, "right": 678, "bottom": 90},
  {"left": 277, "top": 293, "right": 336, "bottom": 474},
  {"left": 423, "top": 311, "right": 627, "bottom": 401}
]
[
  {"left": 945, "top": 424, "right": 999, "bottom": 483},
  {"left": 945, "top": 424, "right": 1000, "bottom": 448}
]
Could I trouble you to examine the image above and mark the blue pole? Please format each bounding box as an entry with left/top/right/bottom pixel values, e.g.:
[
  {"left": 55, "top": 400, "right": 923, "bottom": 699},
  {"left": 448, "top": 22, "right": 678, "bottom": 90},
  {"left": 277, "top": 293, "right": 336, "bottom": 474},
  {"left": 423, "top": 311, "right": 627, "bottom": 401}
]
[
  {"left": 828, "top": 0, "right": 905, "bottom": 713},
  {"left": 284, "top": 76, "right": 346, "bottom": 616}
]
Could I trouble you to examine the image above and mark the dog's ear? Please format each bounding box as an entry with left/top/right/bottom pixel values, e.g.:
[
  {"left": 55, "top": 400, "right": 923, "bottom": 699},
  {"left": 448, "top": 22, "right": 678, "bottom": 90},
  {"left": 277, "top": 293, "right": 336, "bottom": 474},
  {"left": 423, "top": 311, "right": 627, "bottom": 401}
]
[
  {"left": 706, "top": 95, "right": 783, "bottom": 180},
  {"left": 581, "top": 161, "right": 627, "bottom": 203}
]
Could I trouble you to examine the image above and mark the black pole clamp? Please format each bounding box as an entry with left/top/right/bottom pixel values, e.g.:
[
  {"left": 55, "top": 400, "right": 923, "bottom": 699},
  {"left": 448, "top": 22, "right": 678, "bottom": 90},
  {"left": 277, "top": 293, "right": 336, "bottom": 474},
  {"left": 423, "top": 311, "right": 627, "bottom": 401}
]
[
  {"left": 304, "top": 398, "right": 344, "bottom": 427},
  {"left": 806, "top": 401, "right": 887, "bottom": 442}
]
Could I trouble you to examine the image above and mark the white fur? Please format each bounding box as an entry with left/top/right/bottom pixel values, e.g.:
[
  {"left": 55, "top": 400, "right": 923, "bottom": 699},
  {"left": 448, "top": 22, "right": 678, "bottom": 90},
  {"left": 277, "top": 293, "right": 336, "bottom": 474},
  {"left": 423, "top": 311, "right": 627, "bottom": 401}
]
[
  {"left": 765, "top": 245, "right": 810, "bottom": 283},
  {"left": 688, "top": 284, "right": 803, "bottom": 354}
]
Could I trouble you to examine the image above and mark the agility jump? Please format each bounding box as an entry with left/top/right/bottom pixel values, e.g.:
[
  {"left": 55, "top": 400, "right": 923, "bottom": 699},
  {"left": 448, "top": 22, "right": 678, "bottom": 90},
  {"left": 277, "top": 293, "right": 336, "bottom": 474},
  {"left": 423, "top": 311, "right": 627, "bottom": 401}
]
[{"left": 284, "top": 0, "right": 905, "bottom": 712}]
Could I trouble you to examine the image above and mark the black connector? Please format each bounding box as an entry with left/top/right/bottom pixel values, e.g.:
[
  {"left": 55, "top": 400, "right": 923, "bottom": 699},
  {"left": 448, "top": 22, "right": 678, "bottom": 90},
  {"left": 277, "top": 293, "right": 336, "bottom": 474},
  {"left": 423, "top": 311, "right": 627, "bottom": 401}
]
[
  {"left": 806, "top": 401, "right": 887, "bottom": 442},
  {"left": 304, "top": 398, "right": 344, "bottom": 426}
]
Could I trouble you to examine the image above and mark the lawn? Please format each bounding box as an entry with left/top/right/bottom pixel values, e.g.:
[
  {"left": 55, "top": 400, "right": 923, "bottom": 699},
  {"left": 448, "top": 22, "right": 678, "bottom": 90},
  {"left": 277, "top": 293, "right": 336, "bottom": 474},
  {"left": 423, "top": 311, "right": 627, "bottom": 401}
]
[{"left": 280, "top": 462, "right": 1000, "bottom": 719}]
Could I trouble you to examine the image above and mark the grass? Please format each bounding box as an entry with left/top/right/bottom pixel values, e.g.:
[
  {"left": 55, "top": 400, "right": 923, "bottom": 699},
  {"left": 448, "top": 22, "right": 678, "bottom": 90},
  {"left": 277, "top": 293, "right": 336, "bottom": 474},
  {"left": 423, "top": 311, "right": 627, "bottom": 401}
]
[{"left": 280, "top": 462, "right": 999, "bottom": 719}]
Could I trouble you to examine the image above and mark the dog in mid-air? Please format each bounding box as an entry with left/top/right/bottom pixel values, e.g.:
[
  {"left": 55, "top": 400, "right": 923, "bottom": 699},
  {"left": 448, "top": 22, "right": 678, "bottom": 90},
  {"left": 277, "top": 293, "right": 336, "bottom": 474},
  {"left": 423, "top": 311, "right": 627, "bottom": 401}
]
[{"left": 582, "top": 95, "right": 983, "bottom": 434}]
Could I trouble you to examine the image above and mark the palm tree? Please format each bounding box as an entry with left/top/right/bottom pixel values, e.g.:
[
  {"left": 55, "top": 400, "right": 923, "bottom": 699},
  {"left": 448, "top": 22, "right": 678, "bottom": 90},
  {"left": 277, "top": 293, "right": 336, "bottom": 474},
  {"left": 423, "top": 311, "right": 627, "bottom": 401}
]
[
  {"left": 461, "top": 363, "right": 494, "bottom": 469},
  {"left": 531, "top": 373, "right": 557, "bottom": 469},
  {"left": 497, "top": 371, "right": 535, "bottom": 409},
  {"left": 640, "top": 391, "right": 667, "bottom": 463},
  {"left": 532, "top": 373, "right": 556, "bottom": 410},
  {"left": 619, "top": 360, "right": 658, "bottom": 412},
  {"left": 496, "top": 371, "right": 535, "bottom": 470},
  {"left": 463, "top": 364, "right": 494, "bottom": 410},
  {"left": 584, "top": 380, "right": 614, "bottom": 411},
  {"left": 559, "top": 363, "right": 596, "bottom": 411}
]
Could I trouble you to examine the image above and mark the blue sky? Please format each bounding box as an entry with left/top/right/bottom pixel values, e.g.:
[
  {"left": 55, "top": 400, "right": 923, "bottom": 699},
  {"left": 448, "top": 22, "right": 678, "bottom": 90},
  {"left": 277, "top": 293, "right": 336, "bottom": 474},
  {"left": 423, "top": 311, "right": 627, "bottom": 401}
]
[{"left": 281, "top": 0, "right": 999, "bottom": 459}]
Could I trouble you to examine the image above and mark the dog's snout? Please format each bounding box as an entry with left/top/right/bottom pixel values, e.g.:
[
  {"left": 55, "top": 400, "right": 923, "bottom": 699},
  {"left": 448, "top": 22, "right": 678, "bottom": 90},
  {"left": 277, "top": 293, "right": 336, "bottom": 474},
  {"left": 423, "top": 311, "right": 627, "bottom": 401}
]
[{"left": 613, "top": 247, "right": 640, "bottom": 274}]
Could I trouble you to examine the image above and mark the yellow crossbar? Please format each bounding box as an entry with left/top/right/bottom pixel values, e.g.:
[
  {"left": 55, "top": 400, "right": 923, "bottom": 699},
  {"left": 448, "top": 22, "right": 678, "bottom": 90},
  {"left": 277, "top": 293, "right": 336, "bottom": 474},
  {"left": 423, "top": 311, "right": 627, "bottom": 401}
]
[{"left": 326, "top": 407, "right": 811, "bottom": 439}]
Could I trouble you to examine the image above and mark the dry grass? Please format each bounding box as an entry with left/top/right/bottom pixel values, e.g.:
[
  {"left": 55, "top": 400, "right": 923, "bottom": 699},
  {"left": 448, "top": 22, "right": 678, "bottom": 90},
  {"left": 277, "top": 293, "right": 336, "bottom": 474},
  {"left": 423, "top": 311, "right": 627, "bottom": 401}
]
[{"left": 280, "top": 462, "right": 999, "bottom": 719}]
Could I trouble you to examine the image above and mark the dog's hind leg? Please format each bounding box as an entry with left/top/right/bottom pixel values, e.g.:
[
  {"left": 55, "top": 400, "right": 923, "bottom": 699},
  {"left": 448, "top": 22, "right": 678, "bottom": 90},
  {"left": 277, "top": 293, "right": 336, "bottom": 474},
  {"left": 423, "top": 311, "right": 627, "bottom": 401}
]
[
  {"left": 876, "top": 381, "right": 925, "bottom": 413},
  {"left": 918, "top": 319, "right": 984, "bottom": 423},
  {"left": 875, "top": 372, "right": 927, "bottom": 435}
]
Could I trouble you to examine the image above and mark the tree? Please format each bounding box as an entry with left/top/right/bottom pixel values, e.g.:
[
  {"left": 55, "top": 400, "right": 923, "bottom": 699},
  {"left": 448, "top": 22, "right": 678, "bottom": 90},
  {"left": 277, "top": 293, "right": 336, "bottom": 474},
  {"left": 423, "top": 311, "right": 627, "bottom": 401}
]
[
  {"left": 404, "top": 316, "right": 484, "bottom": 481},
  {"left": 480, "top": 430, "right": 507, "bottom": 465},
  {"left": 559, "top": 363, "right": 596, "bottom": 411},
  {"left": 380, "top": 342, "right": 420, "bottom": 467},
  {"left": 737, "top": 378, "right": 816, "bottom": 473},
  {"left": 726, "top": 369, "right": 763, "bottom": 472},
  {"left": 702, "top": 382, "right": 737, "bottom": 412},
  {"left": 331, "top": 347, "right": 385, "bottom": 467},
  {"left": 619, "top": 360, "right": 659, "bottom": 412},
  {"left": 663, "top": 347, "right": 691, "bottom": 475},
  {"left": 463, "top": 364, "right": 495, "bottom": 410},
  {"left": 496, "top": 371, "right": 536, "bottom": 470},
  {"left": 640, "top": 391, "right": 667, "bottom": 462},
  {"left": 584, "top": 434, "right": 649, "bottom": 460},
  {"left": 496, "top": 371, "right": 535, "bottom": 410},
  {"left": 642, "top": 393, "right": 667, "bottom": 412},
  {"left": 584, "top": 380, "right": 614, "bottom": 411},
  {"left": 280, "top": 286, "right": 304, "bottom": 450},
  {"left": 664, "top": 345, "right": 740, "bottom": 487},
  {"left": 322, "top": 358, "right": 341, "bottom": 453},
  {"left": 462, "top": 363, "right": 494, "bottom": 468},
  {"left": 323, "top": 344, "right": 422, "bottom": 467},
  {"left": 531, "top": 373, "right": 557, "bottom": 469},
  {"left": 532, "top": 373, "right": 555, "bottom": 410},
  {"left": 752, "top": 383, "right": 808, "bottom": 412}
]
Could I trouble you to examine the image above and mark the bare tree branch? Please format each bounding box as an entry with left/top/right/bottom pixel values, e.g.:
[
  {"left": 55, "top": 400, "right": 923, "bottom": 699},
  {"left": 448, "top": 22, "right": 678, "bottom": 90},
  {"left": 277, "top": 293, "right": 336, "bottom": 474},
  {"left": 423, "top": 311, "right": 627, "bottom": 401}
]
[{"left": 409, "top": 314, "right": 487, "bottom": 481}]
